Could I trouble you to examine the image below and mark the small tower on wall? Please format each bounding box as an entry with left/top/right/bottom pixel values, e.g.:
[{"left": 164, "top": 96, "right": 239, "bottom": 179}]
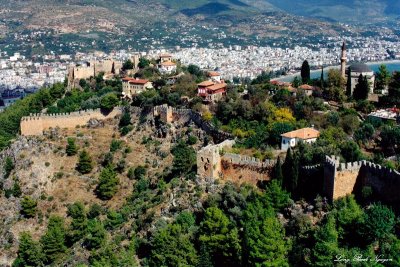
[{"left": 340, "top": 41, "right": 347, "bottom": 79}]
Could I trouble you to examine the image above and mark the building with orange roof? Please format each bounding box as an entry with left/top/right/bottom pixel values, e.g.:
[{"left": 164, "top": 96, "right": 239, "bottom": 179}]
[
  {"left": 197, "top": 80, "right": 227, "bottom": 103},
  {"left": 298, "top": 84, "right": 315, "bottom": 96},
  {"left": 122, "top": 77, "right": 153, "bottom": 99},
  {"left": 159, "top": 53, "right": 173, "bottom": 63},
  {"left": 158, "top": 61, "right": 177, "bottom": 74},
  {"left": 281, "top": 127, "right": 320, "bottom": 151},
  {"left": 208, "top": 71, "right": 221, "bottom": 82}
]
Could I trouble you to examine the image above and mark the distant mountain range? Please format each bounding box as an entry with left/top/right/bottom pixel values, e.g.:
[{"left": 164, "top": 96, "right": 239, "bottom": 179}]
[
  {"left": 0, "top": 0, "right": 398, "bottom": 52},
  {"left": 154, "top": 0, "right": 400, "bottom": 23}
]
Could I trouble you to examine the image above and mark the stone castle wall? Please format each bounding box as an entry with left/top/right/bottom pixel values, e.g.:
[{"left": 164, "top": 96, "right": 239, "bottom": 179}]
[
  {"left": 323, "top": 155, "right": 400, "bottom": 206},
  {"left": 196, "top": 140, "right": 275, "bottom": 185},
  {"left": 20, "top": 108, "right": 121, "bottom": 136},
  {"left": 153, "top": 104, "right": 232, "bottom": 143}
]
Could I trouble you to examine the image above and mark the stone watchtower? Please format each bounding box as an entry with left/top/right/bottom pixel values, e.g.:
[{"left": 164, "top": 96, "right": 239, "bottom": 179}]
[{"left": 340, "top": 41, "right": 347, "bottom": 79}]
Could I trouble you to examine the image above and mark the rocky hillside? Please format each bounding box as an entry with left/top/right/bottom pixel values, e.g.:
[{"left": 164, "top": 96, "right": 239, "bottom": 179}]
[{"left": 0, "top": 108, "right": 208, "bottom": 265}]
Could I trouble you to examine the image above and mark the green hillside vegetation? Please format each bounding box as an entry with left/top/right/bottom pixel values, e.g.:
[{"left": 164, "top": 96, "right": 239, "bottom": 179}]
[{"left": 1, "top": 64, "right": 400, "bottom": 266}]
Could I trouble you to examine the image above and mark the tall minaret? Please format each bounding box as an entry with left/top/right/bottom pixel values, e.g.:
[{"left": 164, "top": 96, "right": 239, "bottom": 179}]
[{"left": 340, "top": 41, "right": 347, "bottom": 79}]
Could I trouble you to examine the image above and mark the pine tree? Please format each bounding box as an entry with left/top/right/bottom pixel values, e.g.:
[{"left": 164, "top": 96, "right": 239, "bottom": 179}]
[
  {"left": 149, "top": 224, "right": 198, "bottom": 267},
  {"left": 119, "top": 112, "right": 132, "bottom": 128},
  {"left": 311, "top": 215, "right": 339, "bottom": 267},
  {"left": 199, "top": 207, "right": 241, "bottom": 267},
  {"left": 20, "top": 196, "right": 37, "bottom": 218},
  {"left": 76, "top": 150, "right": 93, "bottom": 174},
  {"left": 13, "top": 232, "right": 44, "bottom": 267},
  {"left": 96, "top": 166, "right": 119, "bottom": 200},
  {"left": 266, "top": 179, "right": 290, "bottom": 211},
  {"left": 197, "top": 243, "right": 213, "bottom": 267},
  {"left": 67, "top": 202, "right": 88, "bottom": 244},
  {"left": 4, "top": 156, "right": 14, "bottom": 178},
  {"left": 375, "top": 64, "right": 390, "bottom": 94},
  {"left": 66, "top": 137, "right": 78, "bottom": 156},
  {"left": 245, "top": 216, "right": 290, "bottom": 267},
  {"left": 12, "top": 180, "right": 22, "bottom": 197},
  {"left": 41, "top": 216, "right": 67, "bottom": 264},
  {"left": 84, "top": 219, "right": 106, "bottom": 250},
  {"left": 346, "top": 67, "right": 352, "bottom": 96},
  {"left": 301, "top": 60, "right": 311, "bottom": 84}
]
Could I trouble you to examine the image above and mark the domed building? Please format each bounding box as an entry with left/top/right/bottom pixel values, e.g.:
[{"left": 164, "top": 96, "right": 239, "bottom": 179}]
[{"left": 346, "top": 62, "right": 375, "bottom": 95}]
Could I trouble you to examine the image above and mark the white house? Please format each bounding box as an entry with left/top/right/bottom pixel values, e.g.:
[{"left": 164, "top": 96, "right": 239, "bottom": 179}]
[
  {"left": 208, "top": 71, "right": 221, "bottom": 83},
  {"left": 281, "top": 127, "right": 320, "bottom": 151},
  {"left": 158, "top": 61, "right": 177, "bottom": 74}
]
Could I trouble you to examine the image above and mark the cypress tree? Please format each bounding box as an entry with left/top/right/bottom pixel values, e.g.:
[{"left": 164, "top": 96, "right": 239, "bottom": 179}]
[
  {"left": 320, "top": 67, "right": 324, "bottom": 90},
  {"left": 111, "top": 62, "right": 115, "bottom": 74},
  {"left": 273, "top": 156, "right": 283, "bottom": 183},
  {"left": 353, "top": 74, "right": 369, "bottom": 100},
  {"left": 346, "top": 67, "right": 352, "bottom": 96},
  {"left": 282, "top": 148, "right": 298, "bottom": 195},
  {"left": 76, "top": 150, "right": 93, "bottom": 174},
  {"left": 301, "top": 60, "right": 311, "bottom": 84}
]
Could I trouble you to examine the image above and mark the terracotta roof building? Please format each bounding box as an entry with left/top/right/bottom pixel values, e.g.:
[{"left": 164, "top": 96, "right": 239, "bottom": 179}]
[
  {"left": 197, "top": 80, "right": 227, "bottom": 103},
  {"left": 281, "top": 127, "right": 320, "bottom": 151},
  {"left": 122, "top": 77, "right": 153, "bottom": 99}
]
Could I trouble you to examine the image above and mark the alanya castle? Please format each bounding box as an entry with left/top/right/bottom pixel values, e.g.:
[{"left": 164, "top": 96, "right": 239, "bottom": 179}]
[
  {"left": 14, "top": 43, "right": 400, "bottom": 210},
  {"left": 19, "top": 101, "right": 400, "bottom": 206}
]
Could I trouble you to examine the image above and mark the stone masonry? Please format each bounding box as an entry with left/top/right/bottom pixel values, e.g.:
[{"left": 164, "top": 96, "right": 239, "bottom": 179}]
[
  {"left": 197, "top": 140, "right": 276, "bottom": 184},
  {"left": 323, "top": 155, "right": 400, "bottom": 206},
  {"left": 20, "top": 108, "right": 121, "bottom": 136}
]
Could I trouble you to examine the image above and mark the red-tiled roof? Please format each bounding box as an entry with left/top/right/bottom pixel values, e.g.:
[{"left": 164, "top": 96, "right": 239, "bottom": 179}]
[
  {"left": 281, "top": 128, "right": 320, "bottom": 140},
  {"left": 299, "top": 84, "right": 313, "bottom": 90},
  {"left": 198, "top": 81, "right": 215, "bottom": 87},
  {"left": 123, "top": 77, "right": 149, "bottom": 84},
  {"left": 207, "top": 83, "right": 227, "bottom": 91},
  {"left": 161, "top": 61, "right": 176, "bottom": 66},
  {"left": 208, "top": 71, "right": 220, "bottom": 77}
]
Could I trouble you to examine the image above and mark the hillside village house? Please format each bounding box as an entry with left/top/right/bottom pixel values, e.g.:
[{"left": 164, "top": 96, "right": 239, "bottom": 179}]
[
  {"left": 122, "top": 77, "right": 153, "bottom": 99},
  {"left": 281, "top": 127, "right": 320, "bottom": 151},
  {"left": 159, "top": 53, "right": 173, "bottom": 63},
  {"left": 158, "top": 61, "right": 177, "bottom": 74},
  {"left": 208, "top": 71, "right": 221, "bottom": 82},
  {"left": 197, "top": 80, "right": 227, "bottom": 103}
]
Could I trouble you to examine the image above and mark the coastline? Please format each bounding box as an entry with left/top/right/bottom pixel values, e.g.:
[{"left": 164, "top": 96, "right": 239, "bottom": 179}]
[{"left": 273, "top": 59, "right": 400, "bottom": 82}]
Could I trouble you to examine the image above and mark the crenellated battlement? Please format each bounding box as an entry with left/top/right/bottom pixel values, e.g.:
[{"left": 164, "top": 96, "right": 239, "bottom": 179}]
[
  {"left": 324, "top": 155, "right": 400, "bottom": 206},
  {"left": 222, "top": 153, "right": 276, "bottom": 168},
  {"left": 20, "top": 108, "right": 121, "bottom": 136},
  {"left": 21, "top": 109, "right": 104, "bottom": 121}
]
